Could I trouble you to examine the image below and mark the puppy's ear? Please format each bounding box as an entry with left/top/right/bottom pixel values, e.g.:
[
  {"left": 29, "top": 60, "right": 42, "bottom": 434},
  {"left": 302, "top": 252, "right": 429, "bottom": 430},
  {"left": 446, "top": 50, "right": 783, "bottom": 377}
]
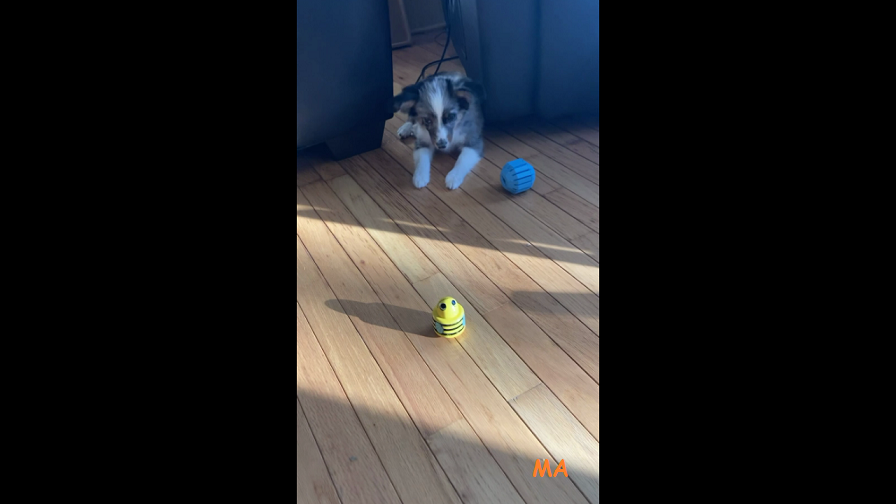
[
  {"left": 393, "top": 83, "right": 421, "bottom": 113},
  {"left": 454, "top": 79, "right": 486, "bottom": 110}
]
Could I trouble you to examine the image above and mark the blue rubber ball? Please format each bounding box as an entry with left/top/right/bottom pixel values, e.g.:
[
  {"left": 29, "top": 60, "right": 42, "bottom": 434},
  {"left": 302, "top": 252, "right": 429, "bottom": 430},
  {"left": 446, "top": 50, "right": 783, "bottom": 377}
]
[{"left": 501, "top": 159, "right": 536, "bottom": 194}]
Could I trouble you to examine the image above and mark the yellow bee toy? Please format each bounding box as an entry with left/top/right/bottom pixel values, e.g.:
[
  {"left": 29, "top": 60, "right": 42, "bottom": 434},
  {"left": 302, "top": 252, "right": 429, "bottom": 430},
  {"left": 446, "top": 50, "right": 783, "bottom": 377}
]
[{"left": 432, "top": 297, "right": 465, "bottom": 337}]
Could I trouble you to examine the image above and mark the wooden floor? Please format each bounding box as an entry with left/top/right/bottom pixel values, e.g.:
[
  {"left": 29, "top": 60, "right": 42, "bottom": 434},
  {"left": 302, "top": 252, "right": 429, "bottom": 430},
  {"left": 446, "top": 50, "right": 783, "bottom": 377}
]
[{"left": 297, "top": 33, "right": 600, "bottom": 504}]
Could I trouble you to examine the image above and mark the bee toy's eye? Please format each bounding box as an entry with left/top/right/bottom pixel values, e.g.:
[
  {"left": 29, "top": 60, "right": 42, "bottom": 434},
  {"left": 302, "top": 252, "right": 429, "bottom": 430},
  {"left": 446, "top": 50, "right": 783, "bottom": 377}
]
[
  {"left": 440, "top": 303, "right": 447, "bottom": 310},
  {"left": 451, "top": 300, "right": 456, "bottom": 305}
]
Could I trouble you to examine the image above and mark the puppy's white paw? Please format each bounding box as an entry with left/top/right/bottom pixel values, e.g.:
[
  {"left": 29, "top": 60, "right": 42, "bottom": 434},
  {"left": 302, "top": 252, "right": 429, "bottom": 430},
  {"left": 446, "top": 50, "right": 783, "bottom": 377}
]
[
  {"left": 413, "top": 169, "right": 430, "bottom": 188},
  {"left": 445, "top": 169, "right": 467, "bottom": 190},
  {"left": 398, "top": 122, "right": 415, "bottom": 139}
]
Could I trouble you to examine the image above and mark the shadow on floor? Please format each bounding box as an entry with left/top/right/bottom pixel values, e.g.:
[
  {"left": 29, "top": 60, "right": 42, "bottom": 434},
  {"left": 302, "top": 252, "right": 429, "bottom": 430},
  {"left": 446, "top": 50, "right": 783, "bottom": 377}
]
[
  {"left": 297, "top": 203, "right": 599, "bottom": 270},
  {"left": 297, "top": 133, "right": 599, "bottom": 270},
  {"left": 296, "top": 389, "right": 600, "bottom": 504},
  {"left": 325, "top": 299, "right": 438, "bottom": 339}
]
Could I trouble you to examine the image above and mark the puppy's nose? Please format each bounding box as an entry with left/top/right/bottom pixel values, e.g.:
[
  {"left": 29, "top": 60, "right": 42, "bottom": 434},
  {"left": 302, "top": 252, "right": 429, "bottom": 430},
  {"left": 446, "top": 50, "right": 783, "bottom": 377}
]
[{"left": 436, "top": 139, "right": 448, "bottom": 149}]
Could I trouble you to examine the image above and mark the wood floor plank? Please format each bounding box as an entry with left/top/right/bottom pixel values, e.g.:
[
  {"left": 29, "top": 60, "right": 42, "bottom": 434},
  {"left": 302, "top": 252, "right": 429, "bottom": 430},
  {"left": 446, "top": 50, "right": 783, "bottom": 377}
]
[
  {"left": 383, "top": 118, "right": 592, "bottom": 243},
  {"left": 427, "top": 419, "right": 527, "bottom": 504},
  {"left": 373, "top": 135, "right": 601, "bottom": 329},
  {"left": 305, "top": 149, "right": 347, "bottom": 181},
  {"left": 511, "top": 384, "right": 601, "bottom": 504},
  {"left": 483, "top": 302, "right": 600, "bottom": 439},
  {"left": 338, "top": 155, "right": 510, "bottom": 314},
  {"left": 310, "top": 233, "right": 591, "bottom": 504},
  {"left": 392, "top": 45, "right": 465, "bottom": 86},
  {"left": 527, "top": 120, "right": 600, "bottom": 166},
  {"left": 320, "top": 176, "right": 439, "bottom": 285},
  {"left": 550, "top": 118, "right": 600, "bottom": 148},
  {"left": 485, "top": 129, "right": 600, "bottom": 208},
  {"left": 311, "top": 180, "right": 540, "bottom": 401},
  {"left": 362, "top": 145, "right": 568, "bottom": 302},
  {"left": 295, "top": 304, "right": 401, "bottom": 504},
  {"left": 572, "top": 232, "right": 600, "bottom": 264},
  {"left": 306, "top": 183, "right": 541, "bottom": 504},
  {"left": 502, "top": 123, "right": 600, "bottom": 185},
  {"left": 298, "top": 153, "right": 323, "bottom": 187},
  {"left": 381, "top": 130, "right": 600, "bottom": 296},
  {"left": 300, "top": 183, "right": 464, "bottom": 438},
  {"left": 328, "top": 167, "right": 597, "bottom": 407},
  {"left": 303, "top": 183, "right": 588, "bottom": 504},
  {"left": 296, "top": 397, "right": 342, "bottom": 504},
  {"left": 405, "top": 324, "right": 592, "bottom": 504},
  {"left": 361, "top": 139, "right": 601, "bottom": 367},
  {"left": 544, "top": 189, "right": 600, "bottom": 234},
  {"left": 391, "top": 51, "right": 420, "bottom": 86},
  {"left": 417, "top": 272, "right": 600, "bottom": 437},
  {"left": 382, "top": 127, "right": 596, "bottom": 271},
  {"left": 409, "top": 33, "right": 459, "bottom": 59},
  {"left": 393, "top": 43, "right": 465, "bottom": 76},
  {"left": 511, "top": 191, "right": 593, "bottom": 242},
  {"left": 296, "top": 236, "right": 462, "bottom": 504},
  {"left": 319, "top": 179, "right": 566, "bottom": 504}
]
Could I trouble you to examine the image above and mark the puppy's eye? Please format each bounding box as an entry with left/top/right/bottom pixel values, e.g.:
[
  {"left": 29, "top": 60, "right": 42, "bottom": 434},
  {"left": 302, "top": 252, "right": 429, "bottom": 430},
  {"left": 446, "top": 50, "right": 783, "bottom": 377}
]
[
  {"left": 444, "top": 113, "right": 456, "bottom": 123},
  {"left": 423, "top": 117, "right": 432, "bottom": 127}
]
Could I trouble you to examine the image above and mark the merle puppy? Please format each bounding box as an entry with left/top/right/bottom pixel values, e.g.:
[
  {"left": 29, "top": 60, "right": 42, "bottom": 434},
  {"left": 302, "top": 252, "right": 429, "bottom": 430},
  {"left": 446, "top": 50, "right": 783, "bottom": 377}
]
[{"left": 393, "top": 72, "right": 485, "bottom": 190}]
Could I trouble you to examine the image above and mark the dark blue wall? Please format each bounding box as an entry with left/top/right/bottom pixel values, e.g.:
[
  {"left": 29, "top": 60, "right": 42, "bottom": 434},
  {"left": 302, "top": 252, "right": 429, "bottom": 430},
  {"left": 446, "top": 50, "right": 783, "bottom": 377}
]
[
  {"left": 444, "top": 0, "right": 600, "bottom": 122},
  {"left": 537, "top": 0, "right": 600, "bottom": 119}
]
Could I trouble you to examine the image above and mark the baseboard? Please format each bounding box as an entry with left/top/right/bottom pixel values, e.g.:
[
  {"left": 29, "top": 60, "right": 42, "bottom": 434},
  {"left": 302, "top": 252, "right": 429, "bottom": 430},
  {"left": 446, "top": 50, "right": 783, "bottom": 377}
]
[{"left": 411, "top": 22, "right": 446, "bottom": 35}]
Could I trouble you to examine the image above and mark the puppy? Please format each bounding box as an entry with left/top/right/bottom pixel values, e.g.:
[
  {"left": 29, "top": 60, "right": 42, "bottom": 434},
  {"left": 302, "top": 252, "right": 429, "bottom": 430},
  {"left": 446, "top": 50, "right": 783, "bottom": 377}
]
[{"left": 393, "top": 73, "right": 485, "bottom": 190}]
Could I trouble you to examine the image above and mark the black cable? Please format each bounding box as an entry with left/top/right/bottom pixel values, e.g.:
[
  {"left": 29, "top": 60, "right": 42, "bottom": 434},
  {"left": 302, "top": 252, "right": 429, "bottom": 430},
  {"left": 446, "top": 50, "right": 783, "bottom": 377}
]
[
  {"left": 433, "top": 27, "right": 451, "bottom": 75},
  {"left": 416, "top": 26, "right": 457, "bottom": 83},
  {"left": 415, "top": 57, "right": 460, "bottom": 84}
]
